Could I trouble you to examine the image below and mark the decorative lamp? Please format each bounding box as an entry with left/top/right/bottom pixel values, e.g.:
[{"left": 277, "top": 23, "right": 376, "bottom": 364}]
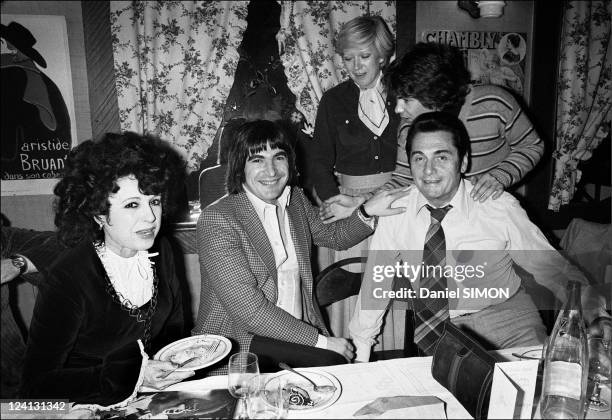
[{"left": 458, "top": 1, "right": 506, "bottom": 18}]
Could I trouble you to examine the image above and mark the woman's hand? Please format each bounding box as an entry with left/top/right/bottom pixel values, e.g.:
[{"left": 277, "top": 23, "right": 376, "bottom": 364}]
[
  {"left": 141, "top": 359, "right": 195, "bottom": 391},
  {"left": 319, "top": 195, "right": 365, "bottom": 223}
]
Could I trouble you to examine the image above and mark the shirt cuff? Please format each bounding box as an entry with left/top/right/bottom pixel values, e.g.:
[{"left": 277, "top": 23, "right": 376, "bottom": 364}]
[
  {"left": 21, "top": 255, "right": 36, "bottom": 275},
  {"left": 352, "top": 336, "right": 373, "bottom": 363},
  {"left": 315, "top": 334, "right": 328, "bottom": 350},
  {"left": 357, "top": 206, "right": 376, "bottom": 229}
]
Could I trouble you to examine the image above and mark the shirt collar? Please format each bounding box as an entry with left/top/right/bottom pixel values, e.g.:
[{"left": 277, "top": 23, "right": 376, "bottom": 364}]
[
  {"left": 244, "top": 184, "right": 292, "bottom": 220},
  {"left": 415, "top": 179, "right": 471, "bottom": 219}
]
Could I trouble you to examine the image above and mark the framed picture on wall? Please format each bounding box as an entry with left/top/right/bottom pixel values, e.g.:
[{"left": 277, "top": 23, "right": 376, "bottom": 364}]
[
  {"left": 421, "top": 30, "right": 528, "bottom": 99},
  {"left": 1, "top": 14, "right": 77, "bottom": 196}
]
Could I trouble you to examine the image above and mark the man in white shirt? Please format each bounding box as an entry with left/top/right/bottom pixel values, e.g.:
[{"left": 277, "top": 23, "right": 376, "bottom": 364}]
[
  {"left": 193, "top": 120, "right": 405, "bottom": 372},
  {"left": 349, "top": 112, "right": 611, "bottom": 361}
]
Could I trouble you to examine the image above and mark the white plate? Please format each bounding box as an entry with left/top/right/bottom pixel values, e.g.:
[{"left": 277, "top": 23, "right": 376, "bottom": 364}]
[
  {"left": 263, "top": 369, "right": 341, "bottom": 413},
  {"left": 154, "top": 334, "right": 231, "bottom": 371}
]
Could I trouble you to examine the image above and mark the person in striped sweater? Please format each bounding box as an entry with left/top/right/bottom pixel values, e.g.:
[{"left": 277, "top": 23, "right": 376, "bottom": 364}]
[
  {"left": 384, "top": 42, "right": 543, "bottom": 202},
  {"left": 319, "top": 42, "right": 544, "bottom": 223}
]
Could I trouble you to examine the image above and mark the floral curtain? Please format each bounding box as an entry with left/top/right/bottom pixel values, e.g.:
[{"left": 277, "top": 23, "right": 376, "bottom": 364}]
[
  {"left": 110, "top": 1, "right": 249, "bottom": 172},
  {"left": 548, "top": 0, "right": 611, "bottom": 211},
  {"left": 277, "top": 0, "right": 396, "bottom": 136}
]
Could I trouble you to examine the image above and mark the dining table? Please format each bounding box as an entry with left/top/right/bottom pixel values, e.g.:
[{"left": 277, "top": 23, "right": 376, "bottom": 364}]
[
  {"left": 3, "top": 345, "right": 609, "bottom": 419},
  {"left": 149, "top": 345, "right": 610, "bottom": 419}
]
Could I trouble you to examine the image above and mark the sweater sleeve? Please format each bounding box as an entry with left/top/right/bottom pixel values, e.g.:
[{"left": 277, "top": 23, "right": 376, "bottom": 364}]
[
  {"left": 311, "top": 93, "right": 340, "bottom": 201},
  {"left": 487, "top": 95, "right": 544, "bottom": 187}
]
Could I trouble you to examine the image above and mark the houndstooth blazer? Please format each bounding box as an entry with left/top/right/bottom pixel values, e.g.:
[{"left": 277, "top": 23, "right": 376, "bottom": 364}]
[{"left": 193, "top": 187, "right": 373, "bottom": 360}]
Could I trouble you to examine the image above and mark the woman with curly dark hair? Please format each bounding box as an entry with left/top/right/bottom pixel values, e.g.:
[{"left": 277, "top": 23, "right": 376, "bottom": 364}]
[{"left": 20, "top": 132, "right": 193, "bottom": 407}]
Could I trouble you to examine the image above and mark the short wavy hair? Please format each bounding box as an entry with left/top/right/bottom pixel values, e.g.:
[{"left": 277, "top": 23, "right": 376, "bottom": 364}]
[
  {"left": 335, "top": 15, "right": 395, "bottom": 66},
  {"left": 385, "top": 42, "right": 471, "bottom": 115},
  {"left": 54, "top": 132, "right": 185, "bottom": 247},
  {"left": 226, "top": 120, "right": 297, "bottom": 195},
  {"left": 405, "top": 111, "right": 471, "bottom": 168}
]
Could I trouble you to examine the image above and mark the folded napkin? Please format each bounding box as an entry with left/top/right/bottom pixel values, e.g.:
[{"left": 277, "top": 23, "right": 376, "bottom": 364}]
[{"left": 354, "top": 395, "right": 446, "bottom": 419}]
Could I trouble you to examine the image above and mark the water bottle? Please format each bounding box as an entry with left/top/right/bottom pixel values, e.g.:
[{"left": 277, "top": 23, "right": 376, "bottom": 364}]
[{"left": 540, "top": 281, "right": 589, "bottom": 419}]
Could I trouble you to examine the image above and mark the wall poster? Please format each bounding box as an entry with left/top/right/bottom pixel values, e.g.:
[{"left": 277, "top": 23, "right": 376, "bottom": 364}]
[
  {"left": 421, "top": 30, "right": 527, "bottom": 98},
  {"left": 1, "top": 14, "right": 77, "bottom": 196}
]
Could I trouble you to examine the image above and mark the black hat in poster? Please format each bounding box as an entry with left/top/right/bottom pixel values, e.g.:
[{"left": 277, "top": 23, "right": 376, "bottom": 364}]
[{"left": 1, "top": 21, "right": 47, "bottom": 68}]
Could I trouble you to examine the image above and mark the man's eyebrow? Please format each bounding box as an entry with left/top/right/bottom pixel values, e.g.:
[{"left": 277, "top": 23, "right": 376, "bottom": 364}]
[
  {"left": 410, "top": 149, "right": 453, "bottom": 156},
  {"left": 273, "top": 150, "right": 288, "bottom": 157},
  {"left": 247, "top": 153, "right": 264, "bottom": 161}
]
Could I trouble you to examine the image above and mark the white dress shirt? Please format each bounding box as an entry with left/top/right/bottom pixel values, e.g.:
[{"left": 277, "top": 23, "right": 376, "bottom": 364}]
[
  {"left": 244, "top": 185, "right": 327, "bottom": 349},
  {"left": 349, "top": 180, "right": 603, "bottom": 362}
]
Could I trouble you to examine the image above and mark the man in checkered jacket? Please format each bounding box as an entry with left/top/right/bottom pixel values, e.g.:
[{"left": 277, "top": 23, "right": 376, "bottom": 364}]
[{"left": 193, "top": 120, "right": 406, "bottom": 373}]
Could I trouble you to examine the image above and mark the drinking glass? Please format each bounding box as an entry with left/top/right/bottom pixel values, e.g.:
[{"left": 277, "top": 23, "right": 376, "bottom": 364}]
[
  {"left": 248, "top": 377, "right": 287, "bottom": 419},
  {"left": 228, "top": 352, "right": 260, "bottom": 419},
  {"left": 587, "top": 336, "right": 611, "bottom": 412}
]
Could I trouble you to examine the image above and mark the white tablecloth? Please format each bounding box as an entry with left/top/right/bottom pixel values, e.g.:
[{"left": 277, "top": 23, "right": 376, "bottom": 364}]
[
  {"left": 160, "top": 345, "right": 610, "bottom": 419},
  {"left": 160, "top": 346, "right": 539, "bottom": 419},
  {"left": 4, "top": 346, "right": 609, "bottom": 419}
]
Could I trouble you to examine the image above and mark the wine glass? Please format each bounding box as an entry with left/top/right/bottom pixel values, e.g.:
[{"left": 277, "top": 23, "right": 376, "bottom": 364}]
[
  {"left": 587, "top": 336, "right": 611, "bottom": 412},
  {"left": 228, "top": 352, "right": 260, "bottom": 419}
]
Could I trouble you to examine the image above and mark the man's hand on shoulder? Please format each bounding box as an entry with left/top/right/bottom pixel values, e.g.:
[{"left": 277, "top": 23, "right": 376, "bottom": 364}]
[
  {"left": 319, "top": 194, "right": 365, "bottom": 224},
  {"left": 362, "top": 188, "right": 410, "bottom": 218},
  {"left": 468, "top": 173, "right": 504, "bottom": 202}
]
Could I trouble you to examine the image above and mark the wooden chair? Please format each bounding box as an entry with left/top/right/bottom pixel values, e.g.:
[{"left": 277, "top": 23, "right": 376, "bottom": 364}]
[
  {"left": 315, "top": 257, "right": 416, "bottom": 361},
  {"left": 198, "top": 164, "right": 227, "bottom": 209}
]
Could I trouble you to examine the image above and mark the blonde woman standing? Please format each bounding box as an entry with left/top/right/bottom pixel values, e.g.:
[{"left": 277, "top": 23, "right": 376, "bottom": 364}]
[{"left": 309, "top": 16, "right": 402, "bottom": 354}]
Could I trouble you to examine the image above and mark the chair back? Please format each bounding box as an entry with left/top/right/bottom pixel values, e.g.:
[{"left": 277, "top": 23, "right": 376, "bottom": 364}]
[
  {"left": 315, "top": 257, "right": 366, "bottom": 307},
  {"left": 199, "top": 165, "right": 227, "bottom": 209}
]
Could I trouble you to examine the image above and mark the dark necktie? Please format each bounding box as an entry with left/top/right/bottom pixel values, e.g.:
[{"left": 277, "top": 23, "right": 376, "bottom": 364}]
[{"left": 413, "top": 204, "right": 452, "bottom": 355}]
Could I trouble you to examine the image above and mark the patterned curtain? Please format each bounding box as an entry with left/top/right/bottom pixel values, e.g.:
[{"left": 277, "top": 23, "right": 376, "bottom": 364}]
[
  {"left": 110, "top": 1, "right": 249, "bottom": 172},
  {"left": 548, "top": 0, "right": 611, "bottom": 211},
  {"left": 277, "top": 0, "right": 396, "bottom": 136}
]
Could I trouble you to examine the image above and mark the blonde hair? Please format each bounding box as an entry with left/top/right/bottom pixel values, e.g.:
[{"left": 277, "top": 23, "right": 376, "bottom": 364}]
[{"left": 335, "top": 16, "right": 395, "bottom": 65}]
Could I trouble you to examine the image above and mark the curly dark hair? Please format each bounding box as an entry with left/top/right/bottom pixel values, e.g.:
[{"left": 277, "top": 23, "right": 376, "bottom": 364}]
[
  {"left": 53, "top": 132, "right": 185, "bottom": 247},
  {"left": 226, "top": 120, "right": 296, "bottom": 195},
  {"left": 385, "top": 42, "right": 471, "bottom": 115}
]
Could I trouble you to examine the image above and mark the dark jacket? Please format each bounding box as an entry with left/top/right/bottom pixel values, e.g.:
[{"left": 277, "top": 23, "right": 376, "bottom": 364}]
[
  {"left": 20, "top": 237, "right": 184, "bottom": 406},
  {"left": 310, "top": 80, "right": 400, "bottom": 200}
]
